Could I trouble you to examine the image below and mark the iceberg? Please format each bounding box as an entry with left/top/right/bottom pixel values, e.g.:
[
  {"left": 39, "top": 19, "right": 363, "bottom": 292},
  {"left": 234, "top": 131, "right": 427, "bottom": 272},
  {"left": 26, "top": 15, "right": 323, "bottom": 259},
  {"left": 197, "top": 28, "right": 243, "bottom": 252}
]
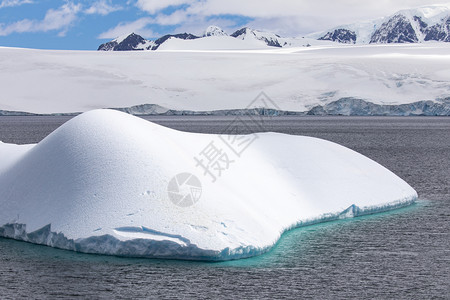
[{"left": 0, "top": 110, "right": 417, "bottom": 260}]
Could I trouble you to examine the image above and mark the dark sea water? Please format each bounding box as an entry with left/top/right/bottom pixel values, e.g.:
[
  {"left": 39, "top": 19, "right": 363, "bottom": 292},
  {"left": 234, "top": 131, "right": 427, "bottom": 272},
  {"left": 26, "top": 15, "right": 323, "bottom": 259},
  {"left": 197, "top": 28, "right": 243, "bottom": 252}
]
[{"left": 0, "top": 116, "right": 449, "bottom": 299}]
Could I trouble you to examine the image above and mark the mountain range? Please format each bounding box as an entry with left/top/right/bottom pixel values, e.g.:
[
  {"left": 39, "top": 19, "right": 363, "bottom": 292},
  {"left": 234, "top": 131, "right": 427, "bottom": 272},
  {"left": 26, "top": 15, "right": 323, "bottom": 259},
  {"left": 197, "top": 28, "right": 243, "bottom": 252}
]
[
  {"left": 97, "top": 25, "right": 297, "bottom": 51},
  {"left": 98, "top": 5, "right": 450, "bottom": 51},
  {"left": 316, "top": 5, "right": 450, "bottom": 44}
]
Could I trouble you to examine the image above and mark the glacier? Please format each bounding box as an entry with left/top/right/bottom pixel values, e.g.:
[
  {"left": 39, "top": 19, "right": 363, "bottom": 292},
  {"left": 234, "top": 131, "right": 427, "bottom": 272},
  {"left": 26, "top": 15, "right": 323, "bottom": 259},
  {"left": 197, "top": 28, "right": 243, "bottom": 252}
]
[
  {"left": 1, "top": 43, "right": 450, "bottom": 115},
  {"left": 0, "top": 110, "right": 417, "bottom": 260}
]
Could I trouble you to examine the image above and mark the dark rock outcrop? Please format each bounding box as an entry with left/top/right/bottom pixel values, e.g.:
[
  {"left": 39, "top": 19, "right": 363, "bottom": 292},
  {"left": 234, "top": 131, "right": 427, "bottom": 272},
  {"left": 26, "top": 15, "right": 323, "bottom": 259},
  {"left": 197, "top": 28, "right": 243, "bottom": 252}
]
[
  {"left": 231, "top": 27, "right": 282, "bottom": 47},
  {"left": 150, "top": 33, "right": 199, "bottom": 50},
  {"left": 98, "top": 33, "right": 148, "bottom": 51},
  {"left": 424, "top": 17, "right": 450, "bottom": 42},
  {"left": 319, "top": 29, "right": 357, "bottom": 44},
  {"left": 370, "top": 15, "right": 418, "bottom": 43}
]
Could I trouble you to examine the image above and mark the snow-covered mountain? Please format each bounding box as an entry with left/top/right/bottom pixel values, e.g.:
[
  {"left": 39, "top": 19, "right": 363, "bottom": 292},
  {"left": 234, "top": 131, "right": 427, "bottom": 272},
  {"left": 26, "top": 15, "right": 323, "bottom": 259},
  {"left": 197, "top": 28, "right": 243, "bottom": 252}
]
[
  {"left": 98, "top": 32, "right": 199, "bottom": 51},
  {"left": 100, "top": 6, "right": 450, "bottom": 51},
  {"left": 98, "top": 26, "right": 301, "bottom": 51},
  {"left": 151, "top": 33, "right": 199, "bottom": 50},
  {"left": 230, "top": 27, "right": 284, "bottom": 47},
  {"left": 370, "top": 14, "right": 420, "bottom": 43},
  {"left": 315, "top": 5, "right": 450, "bottom": 44},
  {"left": 318, "top": 29, "right": 357, "bottom": 44},
  {"left": 203, "top": 25, "right": 228, "bottom": 37},
  {"left": 97, "top": 33, "right": 155, "bottom": 51}
]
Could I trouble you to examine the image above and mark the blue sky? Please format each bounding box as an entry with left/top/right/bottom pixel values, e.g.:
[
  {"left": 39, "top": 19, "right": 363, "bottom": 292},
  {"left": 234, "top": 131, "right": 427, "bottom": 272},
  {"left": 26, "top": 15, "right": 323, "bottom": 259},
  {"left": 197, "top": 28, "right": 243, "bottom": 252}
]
[{"left": 0, "top": 0, "right": 448, "bottom": 50}]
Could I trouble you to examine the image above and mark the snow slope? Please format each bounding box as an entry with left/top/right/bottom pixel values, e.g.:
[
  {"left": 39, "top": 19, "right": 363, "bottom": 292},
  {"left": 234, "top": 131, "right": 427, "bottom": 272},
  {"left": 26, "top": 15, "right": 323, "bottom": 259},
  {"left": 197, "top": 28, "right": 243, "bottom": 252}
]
[
  {"left": 158, "top": 35, "right": 333, "bottom": 51},
  {"left": 157, "top": 36, "right": 269, "bottom": 50},
  {"left": 0, "top": 110, "right": 417, "bottom": 260},
  {"left": 0, "top": 43, "right": 449, "bottom": 114}
]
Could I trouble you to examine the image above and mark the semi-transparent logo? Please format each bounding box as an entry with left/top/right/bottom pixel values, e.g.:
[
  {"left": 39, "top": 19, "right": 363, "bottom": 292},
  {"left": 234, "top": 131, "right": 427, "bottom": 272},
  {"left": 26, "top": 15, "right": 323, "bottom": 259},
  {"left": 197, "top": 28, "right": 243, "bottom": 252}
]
[{"left": 167, "top": 173, "right": 202, "bottom": 207}]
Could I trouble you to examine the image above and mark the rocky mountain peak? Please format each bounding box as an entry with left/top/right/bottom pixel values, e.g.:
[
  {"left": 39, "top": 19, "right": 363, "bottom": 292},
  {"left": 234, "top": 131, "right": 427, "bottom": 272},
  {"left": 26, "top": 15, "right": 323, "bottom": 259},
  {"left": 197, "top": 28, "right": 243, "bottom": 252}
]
[
  {"left": 318, "top": 29, "right": 357, "bottom": 44},
  {"left": 370, "top": 14, "right": 419, "bottom": 43},
  {"left": 203, "top": 25, "right": 228, "bottom": 37},
  {"left": 98, "top": 32, "right": 149, "bottom": 51}
]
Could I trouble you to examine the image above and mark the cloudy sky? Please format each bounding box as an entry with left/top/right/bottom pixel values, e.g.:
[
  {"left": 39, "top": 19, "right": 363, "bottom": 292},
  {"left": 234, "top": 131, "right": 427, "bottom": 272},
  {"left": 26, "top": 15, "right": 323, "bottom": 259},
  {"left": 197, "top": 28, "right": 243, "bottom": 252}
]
[{"left": 0, "top": 0, "right": 449, "bottom": 50}]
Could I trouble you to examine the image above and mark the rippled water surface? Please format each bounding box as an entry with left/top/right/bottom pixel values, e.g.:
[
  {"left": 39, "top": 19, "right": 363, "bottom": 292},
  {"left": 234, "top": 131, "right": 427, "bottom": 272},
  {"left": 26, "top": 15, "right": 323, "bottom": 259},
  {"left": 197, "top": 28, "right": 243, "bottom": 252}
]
[{"left": 0, "top": 116, "right": 449, "bottom": 299}]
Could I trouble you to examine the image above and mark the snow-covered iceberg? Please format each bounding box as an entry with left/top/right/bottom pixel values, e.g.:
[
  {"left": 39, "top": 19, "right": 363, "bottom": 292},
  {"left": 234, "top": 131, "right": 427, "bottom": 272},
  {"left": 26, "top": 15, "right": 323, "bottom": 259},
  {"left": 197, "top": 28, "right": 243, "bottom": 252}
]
[{"left": 0, "top": 110, "right": 417, "bottom": 260}]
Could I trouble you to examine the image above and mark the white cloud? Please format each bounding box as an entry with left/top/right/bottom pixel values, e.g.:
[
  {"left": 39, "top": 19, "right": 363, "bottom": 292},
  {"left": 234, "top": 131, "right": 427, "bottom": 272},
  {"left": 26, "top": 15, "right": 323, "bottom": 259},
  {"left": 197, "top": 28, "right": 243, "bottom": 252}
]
[
  {"left": 133, "top": 0, "right": 450, "bottom": 35},
  {"left": 185, "top": 0, "right": 450, "bottom": 20},
  {"left": 100, "top": 0, "right": 450, "bottom": 42},
  {"left": 154, "top": 9, "right": 190, "bottom": 25},
  {"left": 85, "top": 0, "right": 122, "bottom": 16},
  {"left": 135, "top": 0, "right": 193, "bottom": 14},
  {"left": 98, "top": 17, "right": 156, "bottom": 39},
  {"left": 0, "top": 0, "right": 32, "bottom": 9},
  {"left": 98, "top": 7, "right": 243, "bottom": 39},
  {"left": 0, "top": 19, "right": 34, "bottom": 35},
  {"left": 40, "top": 2, "right": 82, "bottom": 32},
  {"left": 0, "top": 2, "right": 81, "bottom": 36},
  {"left": 186, "top": 0, "right": 450, "bottom": 31},
  {"left": 173, "top": 18, "right": 238, "bottom": 36}
]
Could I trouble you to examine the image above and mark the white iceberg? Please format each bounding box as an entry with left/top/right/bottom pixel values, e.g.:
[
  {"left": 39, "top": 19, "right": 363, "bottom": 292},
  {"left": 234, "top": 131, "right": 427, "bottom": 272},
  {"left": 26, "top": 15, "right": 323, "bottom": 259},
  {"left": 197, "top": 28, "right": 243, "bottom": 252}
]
[{"left": 0, "top": 110, "right": 417, "bottom": 260}]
